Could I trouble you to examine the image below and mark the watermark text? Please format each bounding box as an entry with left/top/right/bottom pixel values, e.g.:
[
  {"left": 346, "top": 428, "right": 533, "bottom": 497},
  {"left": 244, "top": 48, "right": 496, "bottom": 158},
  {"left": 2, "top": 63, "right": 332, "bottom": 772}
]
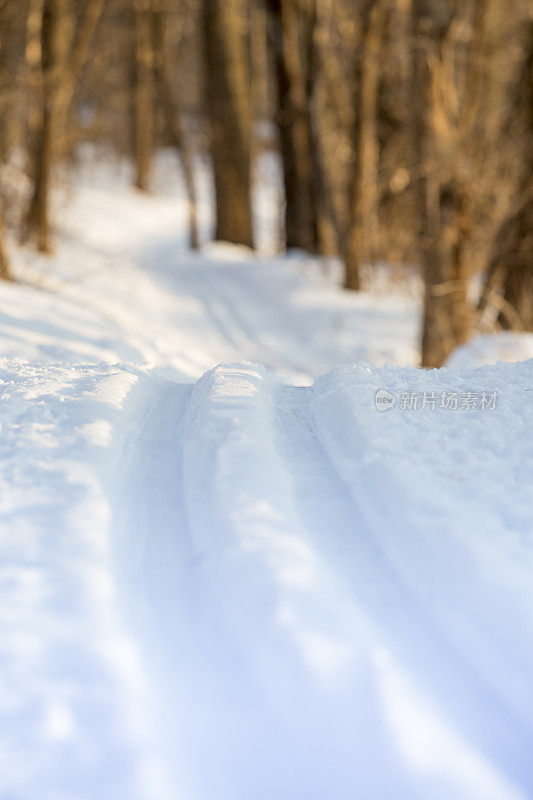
[{"left": 375, "top": 389, "right": 497, "bottom": 412}]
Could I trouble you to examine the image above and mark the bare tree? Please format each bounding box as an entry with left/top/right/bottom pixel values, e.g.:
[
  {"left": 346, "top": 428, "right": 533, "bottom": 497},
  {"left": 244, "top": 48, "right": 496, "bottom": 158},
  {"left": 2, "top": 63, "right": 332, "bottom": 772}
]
[
  {"left": 0, "top": 2, "right": 13, "bottom": 279},
  {"left": 341, "top": 0, "right": 386, "bottom": 290},
  {"left": 413, "top": 0, "right": 530, "bottom": 365},
  {"left": 479, "top": 22, "right": 533, "bottom": 332},
  {"left": 413, "top": 0, "right": 474, "bottom": 366},
  {"left": 202, "top": 0, "right": 254, "bottom": 247},
  {"left": 133, "top": 0, "right": 154, "bottom": 191},
  {"left": 151, "top": 1, "right": 199, "bottom": 248},
  {"left": 491, "top": 194, "right": 533, "bottom": 330},
  {"left": 265, "top": 0, "right": 325, "bottom": 253},
  {"left": 24, "top": 0, "right": 106, "bottom": 252},
  {"left": 0, "top": 200, "right": 10, "bottom": 280}
]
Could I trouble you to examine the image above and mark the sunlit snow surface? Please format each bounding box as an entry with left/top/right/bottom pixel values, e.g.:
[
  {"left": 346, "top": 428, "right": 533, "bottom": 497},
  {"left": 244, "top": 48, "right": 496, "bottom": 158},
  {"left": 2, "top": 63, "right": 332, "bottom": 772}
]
[
  {"left": 446, "top": 332, "right": 533, "bottom": 369},
  {"left": 0, "top": 152, "right": 531, "bottom": 799}
]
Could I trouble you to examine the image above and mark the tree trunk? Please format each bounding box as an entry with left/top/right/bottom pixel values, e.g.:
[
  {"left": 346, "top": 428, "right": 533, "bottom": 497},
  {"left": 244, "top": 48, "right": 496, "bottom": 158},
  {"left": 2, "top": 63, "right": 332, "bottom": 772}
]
[
  {"left": 0, "top": 4, "right": 13, "bottom": 278},
  {"left": 0, "top": 201, "right": 11, "bottom": 281},
  {"left": 342, "top": 0, "right": 385, "bottom": 290},
  {"left": 498, "top": 28, "right": 533, "bottom": 330},
  {"left": 151, "top": 6, "right": 199, "bottom": 248},
  {"left": 266, "top": 0, "right": 320, "bottom": 253},
  {"left": 133, "top": 1, "right": 154, "bottom": 192},
  {"left": 25, "top": 0, "right": 46, "bottom": 150},
  {"left": 419, "top": 190, "right": 473, "bottom": 367},
  {"left": 24, "top": 0, "right": 105, "bottom": 252},
  {"left": 24, "top": 0, "right": 72, "bottom": 253},
  {"left": 203, "top": 0, "right": 254, "bottom": 248},
  {"left": 413, "top": 1, "right": 474, "bottom": 367},
  {"left": 26, "top": 103, "right": 54, "bottom": 253},
  {"left": 480, "top": 23, "right": 533, "bottom": 331},
  {"left": 488, "top": 193, "right": 533, "bottom": 330},
  {"left": 478, "top": 195, "right": 533, "bottom": 331}
]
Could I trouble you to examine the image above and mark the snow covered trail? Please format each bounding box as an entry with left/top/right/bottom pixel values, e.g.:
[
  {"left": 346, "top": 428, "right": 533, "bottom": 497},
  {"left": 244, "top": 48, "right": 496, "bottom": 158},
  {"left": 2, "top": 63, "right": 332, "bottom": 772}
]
[
  {"left": 111, "top": 363, "right": 528, "bottom": 800},
  {"left": 79, "top": 359, "right": 530, "bottom": 800},
  {"left": 1, "top": 157, "right": 532, "bottom": 799},
  {"left": 6, "top": 152, "right": 418, "bottom": 381}
]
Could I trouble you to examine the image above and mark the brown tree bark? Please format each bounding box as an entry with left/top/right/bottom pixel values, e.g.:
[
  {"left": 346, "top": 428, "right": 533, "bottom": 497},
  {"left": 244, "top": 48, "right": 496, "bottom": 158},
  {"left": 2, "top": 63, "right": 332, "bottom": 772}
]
[
  {"left": 266, "top": 0, "right": 321, "bottom": 253},
  {"left": 481, "top": 190, "right": 533, "bottom": 331},
  {"left": 479, "top": 191, "right": 533, "bottom": 332},
  {"left": 0, "top": 201, "right": 11, "bottom": 281},
  {"left": 0, "top": 5, "right": 13, "bottom": 279},
  {"left": 479, "top": 23, "right": 533, "bottom": 331},
  {"left": 24, "top": 0, "right": 71, "bottom": 253},
  {"left": 342, "top": 0, "right": 385, "bottom": 290},
  {"left": 25, "top": 0, "right": 45, "bottom": 146},
  {"left": 413, "top": 1, "right": 474, "bottom": 367},
  {"left": 133, "top": 0, "right": 154, "bottom": 192},
  {"left": 498, "top": 202, "right": 533, "bottom": 331},
  {"left": 24, "top": 0, "right": 105, "bottom": 252},
  {"left": 203, "top": 0, "right": 254, "bottom": 248},
  {"left": 496, "top": 27, "right": 533, "bottom": 331},
  {"left": 151, "top": 4, "right": 199, "bottom": 248}
]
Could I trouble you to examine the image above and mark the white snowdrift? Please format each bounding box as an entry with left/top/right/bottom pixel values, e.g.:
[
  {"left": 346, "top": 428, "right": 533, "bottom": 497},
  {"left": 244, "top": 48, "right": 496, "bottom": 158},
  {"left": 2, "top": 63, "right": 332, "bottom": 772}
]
[
  {"left": 0, "top": 359, "right": 172, "bottom": 800},
  {"left": 446, "top": 332, "right": 533, "bottom": 369},
  {"left": 311, "top": 360, "right": 533, "bottom": 796}
]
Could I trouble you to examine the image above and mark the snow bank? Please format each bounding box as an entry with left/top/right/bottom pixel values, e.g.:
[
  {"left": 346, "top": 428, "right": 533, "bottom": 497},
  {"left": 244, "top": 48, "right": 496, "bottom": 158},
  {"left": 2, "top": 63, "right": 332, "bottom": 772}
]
[
  {"left": 311, "top": 359, "right": 533, "bottom": 794},
  {"left": 0, "top": 359, "right": 170, "bottom": 800},
  {"left": 446, "top": 332, "right": 533, "bottom": 369}
]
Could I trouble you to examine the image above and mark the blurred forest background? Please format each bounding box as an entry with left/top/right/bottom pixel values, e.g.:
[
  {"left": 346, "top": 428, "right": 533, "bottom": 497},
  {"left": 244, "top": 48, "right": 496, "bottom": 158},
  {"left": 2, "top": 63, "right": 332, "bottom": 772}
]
[{"left": 0, "top": 0, "right": 531, "bottom": 366}]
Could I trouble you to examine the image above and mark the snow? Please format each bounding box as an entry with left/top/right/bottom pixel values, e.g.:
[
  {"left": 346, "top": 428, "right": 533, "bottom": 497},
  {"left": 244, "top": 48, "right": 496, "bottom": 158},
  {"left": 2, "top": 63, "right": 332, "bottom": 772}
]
[
  {"left": 446, "top": 332, "right": 533, "bottom": 369},
  {"left": 0, "top": 361, "right": 170, "bottom": 800},
  {"left": 311, "top": 362, "right": 533, "bottom": 791},
  {"left": 0, "top": 151, "right": 532, "bottom": 799}
]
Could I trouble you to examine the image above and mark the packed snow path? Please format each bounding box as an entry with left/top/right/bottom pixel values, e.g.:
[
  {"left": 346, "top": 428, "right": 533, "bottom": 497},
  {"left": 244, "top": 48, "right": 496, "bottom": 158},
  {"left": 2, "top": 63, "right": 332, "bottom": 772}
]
[{"left": 1, "top": 160, "right": 532, "bottom": 800}]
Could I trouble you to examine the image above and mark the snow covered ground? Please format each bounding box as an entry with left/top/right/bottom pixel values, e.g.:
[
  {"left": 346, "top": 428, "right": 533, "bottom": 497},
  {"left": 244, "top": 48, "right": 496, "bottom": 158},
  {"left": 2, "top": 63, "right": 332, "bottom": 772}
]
[
  {"left": 0, "top": 153, "right": 532, "bottom": 800},
  {"left": 446, "top": 332, "right": 533, "bottom": 369}
]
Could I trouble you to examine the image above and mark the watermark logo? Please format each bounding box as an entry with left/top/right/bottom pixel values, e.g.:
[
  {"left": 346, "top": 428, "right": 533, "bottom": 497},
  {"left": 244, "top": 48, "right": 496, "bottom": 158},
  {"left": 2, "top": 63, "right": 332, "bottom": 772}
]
[
  {"left": 375, "top": 389, "right": 396, "bottom": 411},
  {"left": 374, "top": 389, "right": 498, "bottom": 411}
]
